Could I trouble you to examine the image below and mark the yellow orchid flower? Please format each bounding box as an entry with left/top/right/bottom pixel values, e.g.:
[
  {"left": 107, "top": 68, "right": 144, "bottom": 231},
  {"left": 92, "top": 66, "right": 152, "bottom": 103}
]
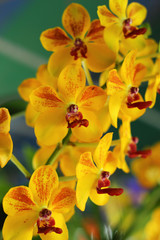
[
  {"left": 113, "top": 117, "right": 151, "bottom": 173},
  {"left": 145, "top": 208, "right": 160, "bottom": 240},
  {"left": 40, "top": 3, "right": 116, "bottom": 77},
  {"left": 3, "top": 165, "right": 76, "bottom": 240},
  {"left": 107, "top": 50, "right": 152, "bottom": 128},
  {"left": 97, "top": 0, "right": 147, "bottom": 53},
  {"left": 76, "top": 132, "right": 123, "bottom": 211},
  {"left": 30, "top": 64, "right": 107, "bottom": 146},
  {"left": 18, "top": 64, "right": 57, "bottom": 127},
  {"left": 132, "top": 142, "right": 160, "bottom": 189},
  {"left": 145, "top": 58, "right": 160, "bottom": 108},
  {"left": 0, "top": 108, "right": 13, "bottom": 168}
]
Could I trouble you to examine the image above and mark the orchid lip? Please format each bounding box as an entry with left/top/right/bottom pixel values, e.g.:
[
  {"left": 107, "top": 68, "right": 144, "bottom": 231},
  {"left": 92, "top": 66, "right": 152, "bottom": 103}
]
[
  {"left": 127, "top": 137, "right": 152, "bottom": 159},
  {"left": 96, "top": 187, "right": 124, "bottom": 196},
  {"left": 127, "top": 101, "right": 152, "bottom": 109},
  {"left": 66, "top": 104, "right": 89, "bottom": 128},
  {"left": 70, "top": 38, "right": 87, "bottom": 60},
  {"left": 96, "top": 171, "right": 123, "bottom": 196},
  {"left": 123, "top": 18, "right": 147, "bottom": 39},
  {"left": 37, "top": 208, "right": 63, "bottom": 235}
]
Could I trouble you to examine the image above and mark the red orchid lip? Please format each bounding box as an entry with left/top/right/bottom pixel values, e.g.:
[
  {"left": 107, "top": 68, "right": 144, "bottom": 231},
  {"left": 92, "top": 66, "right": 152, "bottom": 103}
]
[
  {"left": 127, "top": 101, "right": 152, "bottom": 109},
  {"left": 123, "top": 18, "right": 147, "bottom": 39},
  {"left": 96, "top": 187, "right": 124, "bottom": 196},
  {"left": 70, "top": 38, "right": 87, "bottom": 60},
  {"left": 66, "top": 104, "right": 89, "bottom": 128},
  {"left": 37, "top": 208, "right": 63, "bottom": 235},
  {"left": 128, "top": 149, "right": 152, "bottom": 159}
]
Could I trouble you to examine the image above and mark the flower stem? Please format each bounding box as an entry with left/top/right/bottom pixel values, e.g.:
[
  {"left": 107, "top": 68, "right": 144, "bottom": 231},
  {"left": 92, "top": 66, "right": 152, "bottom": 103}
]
[
  {"left": 110, "top": 139, "right": 120, "bottom": 146},
  {"left": 82, "top": 60, "right": 94, "bottom": 86},
  {"left": 59, "top": 175, "right": 77, "bottom": 182},
  {"left": 10, "top": 154, "right": 31, "bottom": 179},
  {"left": 70, "top": 139, "right": 120, "bottom": 148},
  {"left": 46, "top": 129, "right": 72, "bottom": 165},
  {"left": 71, "top": 142, "right": 98, "bottom": 148}
]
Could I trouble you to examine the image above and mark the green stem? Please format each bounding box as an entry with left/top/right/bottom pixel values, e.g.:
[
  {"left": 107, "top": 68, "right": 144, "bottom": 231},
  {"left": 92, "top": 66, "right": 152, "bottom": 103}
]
[
  {"left": 82, "top": 60, "right": 94, "bottom": 86},
  {"left": 72, "top": 142, "right": 98, "bottom": 148},
  {"left": 110, "top": 139, "right": 120, "bottom": 146},
  {"left": 70, "top": 139, "right": 120, "bottom": 148},
  {"left": 46, "top": 129, "right": 72, "bottom": 165},
  {"left": 11, "top": 154, "right": 31, "bottom": 179},
  {"left": 137, "top": 52, "right": 160, "bottom": 60},
  {"left": 59, "top": 175, "right": 77, "bottom": 182}
]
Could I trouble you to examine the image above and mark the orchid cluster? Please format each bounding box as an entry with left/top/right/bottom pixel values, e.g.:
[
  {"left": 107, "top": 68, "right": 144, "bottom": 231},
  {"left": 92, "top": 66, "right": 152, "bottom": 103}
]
[{"left": 1, "top": 1, "right": 160, "bottom": 239}]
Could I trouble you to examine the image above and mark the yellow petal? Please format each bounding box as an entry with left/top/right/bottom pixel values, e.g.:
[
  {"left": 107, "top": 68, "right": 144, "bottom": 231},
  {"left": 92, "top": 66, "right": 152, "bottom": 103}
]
[
  {"left": 114, "top": 145, "right": 130, "bottom": 173},
  {"left": 0, "top": 108, "right": 11, "bottom": 134},
  {"left": 40, "top": 27, "right": 71, "bottom": 51},
  {"left": 63, "top": 207, "right": 75, "bottom": 222},
  {"left": 35, "top": 109, "right": 68, "bottom": 146},
  {"left": 18, "top": 78, "right": 41, "bottom": 102},
  {"left": 39, "top": 212, "right": 68, "bottom": 240},
  {"left": 97, "top": 5, "right": 118, "bottom": 28},
  {"left": 98, "top": 105, "right": 112, "bottom": 133},
  {"left": 32, "top": 145, "right": 56, "bottom": 170},
  {"left": 90, "top": 182, "right": 110, "bottom": 206},
  {"left": 3, "top": 186, "right": 37, "bottom": 216},
  {"left": 76, "top": 174, "right": 97, "bottom": 211},
  {"left": 127, "top": 2, "right": 147, "bottom": 26},
  {"left": 72, "top": 109, "right": 103, "bottom": 143},
  {"left": 93, "top": 132, "right": 113, "bottom": 169},
  {"left": 48, "top": 47, "right": 73, "bottom": 78},
  {"left": 78, "top": 86, "right": 107, "bottom": 111},
  {"left": 86, "top": 42, "right": 116, "bottom": 72},
  {"left": 76, "top": 152, "right": 98, "bottom": 211},
  {"left": 103, "top": 151, "right": 119, "bottom": 174},
  {"left": 62, "top": 3, "right": 90, "bottom": 38},
  {"left": 109, "top": 0, "right": 128, "bottom": 19},
  {"left": 145, "top": 75, "right": 160, "bottom": 108},
  {"left": 25, "top": 103, "right": 39, "bottom": 127},
  {"left": 107, "top": 69, "right": 126, "bottom": 95},
  {"left": 76, "top": 152, "right": 98, "bottom": 179},
  {"left": 86, "top": 19, "right": 105, "bottom": 43},
  {"left": 103, "top": 24, "right": 121, "bottom": 53},
  {"left": 29, "top": 166, "right": 59, "bottom": 207},
  {"left": 132, "top": 63, "right": 146, "bottom": 87},
  {"left": 49, "top": 187, "right": 76, "bottom": 214},
  {"left": 0, "top": 133, "right": 13, "bottom": 168},
  {"left": 109, "top": 92, "right": 125, "bottom": 128},
  {"left": 58, "top": 63, "right": 85, "bottom": 103},
  {"left": 3, "top": 212, "right": 38, "bottom": 240},
  {"left": 30, "top": 86, "right": 64, "bottom": 112},
  {"left": 121, "top": 50, "right": 137, "bottom": 85},
  {"left": 37, "top": 64, "right": 58, "bottom": 89}
]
